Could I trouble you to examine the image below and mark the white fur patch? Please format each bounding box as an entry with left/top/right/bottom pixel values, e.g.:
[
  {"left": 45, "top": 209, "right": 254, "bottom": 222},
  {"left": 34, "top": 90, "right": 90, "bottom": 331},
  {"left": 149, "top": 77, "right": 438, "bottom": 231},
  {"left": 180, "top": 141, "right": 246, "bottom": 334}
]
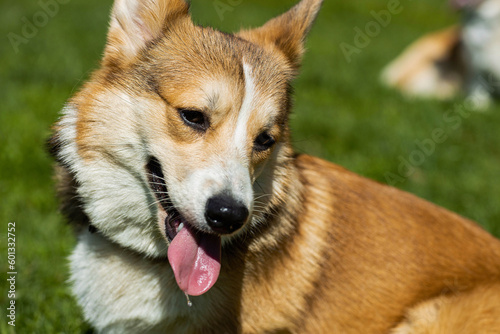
[
  {"left": 57, "top": 96, "right": 168, "bottom": 258},
  {"left": 70, "top": 232, "right": 190, "bottom": 333},
  {"left": 234, "top": 63, "right": 257, "bottom": 152}
]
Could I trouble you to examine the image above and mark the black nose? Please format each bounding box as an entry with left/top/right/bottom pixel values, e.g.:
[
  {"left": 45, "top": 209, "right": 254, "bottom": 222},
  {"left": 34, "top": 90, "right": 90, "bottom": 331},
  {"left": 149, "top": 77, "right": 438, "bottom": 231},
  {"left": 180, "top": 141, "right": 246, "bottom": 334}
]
[{"left": 205, "top": 195, "right": 249, "bottom": 234}]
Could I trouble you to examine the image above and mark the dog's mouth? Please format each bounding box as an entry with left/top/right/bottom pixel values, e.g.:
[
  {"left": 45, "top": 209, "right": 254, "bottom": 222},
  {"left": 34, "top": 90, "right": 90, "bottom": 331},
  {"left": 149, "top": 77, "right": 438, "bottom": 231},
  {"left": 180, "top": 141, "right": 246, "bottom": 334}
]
[
  {"left": 146, "top": 157, "right": 181, "bottom": 241},
  {"left": 146, "top": 157, "right": 221, "bottom": 297}
]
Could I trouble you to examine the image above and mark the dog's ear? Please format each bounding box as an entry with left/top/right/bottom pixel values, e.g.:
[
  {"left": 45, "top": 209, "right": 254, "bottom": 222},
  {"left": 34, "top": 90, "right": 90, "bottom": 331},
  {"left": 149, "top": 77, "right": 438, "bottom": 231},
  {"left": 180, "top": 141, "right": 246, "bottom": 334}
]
[
  {"left": 103, "top": 0, "right": 190, "bottom": 66},
  {"left": 237, "top": 0, "right": 323, "bottom": 70}
]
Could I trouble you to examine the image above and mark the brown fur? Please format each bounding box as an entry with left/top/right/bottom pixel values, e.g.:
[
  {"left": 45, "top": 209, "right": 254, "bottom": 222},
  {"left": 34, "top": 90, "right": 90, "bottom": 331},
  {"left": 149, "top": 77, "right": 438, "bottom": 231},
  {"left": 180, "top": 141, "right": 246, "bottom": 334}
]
[
  {"left": 392, "top": 283, "right": 500, "bottom": 334},
  {"left": 228, "top": 155, "right": 500, "bottom": 332},
  {"left": 50, "top": 0, "right": 500, "bottom": 332}
]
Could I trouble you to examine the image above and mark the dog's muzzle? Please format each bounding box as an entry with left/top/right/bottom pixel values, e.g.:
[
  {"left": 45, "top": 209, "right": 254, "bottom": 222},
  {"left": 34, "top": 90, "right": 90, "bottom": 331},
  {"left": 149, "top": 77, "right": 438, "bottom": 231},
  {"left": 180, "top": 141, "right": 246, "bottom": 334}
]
[{"left": 146, "top": 157, "right": 251, "bottom": 297}]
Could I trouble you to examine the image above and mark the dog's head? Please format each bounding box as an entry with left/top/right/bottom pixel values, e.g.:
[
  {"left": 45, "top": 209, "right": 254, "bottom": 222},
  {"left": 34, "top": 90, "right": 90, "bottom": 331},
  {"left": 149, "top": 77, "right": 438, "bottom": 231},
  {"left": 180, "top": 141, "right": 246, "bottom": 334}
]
[{"left": 51, "top": 0, "right": 322, "bottom": 295}]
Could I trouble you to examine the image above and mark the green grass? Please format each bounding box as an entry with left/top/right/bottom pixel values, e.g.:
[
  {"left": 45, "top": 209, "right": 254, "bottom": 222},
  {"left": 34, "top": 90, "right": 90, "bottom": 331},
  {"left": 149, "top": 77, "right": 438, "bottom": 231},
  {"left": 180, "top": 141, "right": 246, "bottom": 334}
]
[{"left": 1, "top": 0, "right": 499, "bottom": 332}]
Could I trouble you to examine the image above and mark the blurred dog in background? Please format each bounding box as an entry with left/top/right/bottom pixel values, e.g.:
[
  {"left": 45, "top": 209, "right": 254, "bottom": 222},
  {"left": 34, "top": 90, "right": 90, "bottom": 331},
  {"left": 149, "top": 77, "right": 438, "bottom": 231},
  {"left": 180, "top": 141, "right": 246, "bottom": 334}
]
[{"left": 381, "top": 0, "right": 500, "bottom": 109}]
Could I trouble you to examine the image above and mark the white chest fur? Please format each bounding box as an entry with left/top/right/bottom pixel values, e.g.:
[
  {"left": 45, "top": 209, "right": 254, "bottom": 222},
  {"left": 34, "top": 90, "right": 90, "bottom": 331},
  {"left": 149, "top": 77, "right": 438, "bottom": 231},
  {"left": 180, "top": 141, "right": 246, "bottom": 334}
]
[{"left": 69, "top": 232, "right": 222, "bottom": 333}]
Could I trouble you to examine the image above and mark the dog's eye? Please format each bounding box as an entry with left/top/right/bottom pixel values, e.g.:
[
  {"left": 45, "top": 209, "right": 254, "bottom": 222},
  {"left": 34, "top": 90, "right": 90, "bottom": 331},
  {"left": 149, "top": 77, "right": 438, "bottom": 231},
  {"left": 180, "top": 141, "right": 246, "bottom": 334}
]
[
  {"left": 179, "top": 109, "right": 208, "bottom": 131},
  {"left": 254, "top": 132, "right": 276, "bottom": 151}
]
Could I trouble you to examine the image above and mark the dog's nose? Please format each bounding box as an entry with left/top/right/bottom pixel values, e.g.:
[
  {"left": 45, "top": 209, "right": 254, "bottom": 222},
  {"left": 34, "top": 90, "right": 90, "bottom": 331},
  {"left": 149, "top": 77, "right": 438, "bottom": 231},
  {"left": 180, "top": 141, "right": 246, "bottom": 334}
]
[{"left": 205, "top": 195, "right": 249, "bottom": 234}]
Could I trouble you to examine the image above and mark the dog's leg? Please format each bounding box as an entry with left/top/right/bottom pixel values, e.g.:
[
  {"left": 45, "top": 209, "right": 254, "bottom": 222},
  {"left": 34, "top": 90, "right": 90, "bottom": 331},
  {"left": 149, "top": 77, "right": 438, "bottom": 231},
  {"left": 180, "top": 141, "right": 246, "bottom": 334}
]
[{"left": 391, "top": 283, "right": 500, "bottom": 334}]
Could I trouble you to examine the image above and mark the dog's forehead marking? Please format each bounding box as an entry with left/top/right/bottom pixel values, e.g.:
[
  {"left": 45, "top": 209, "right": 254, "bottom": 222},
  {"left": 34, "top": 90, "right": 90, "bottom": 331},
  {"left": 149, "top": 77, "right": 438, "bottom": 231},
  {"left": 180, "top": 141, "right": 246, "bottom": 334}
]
[
  {"left": 201, "top": 77, "right": 231, "bottom": 111},
  {"left": 234, "top": 62, "right": 257, "bottom": 153}
]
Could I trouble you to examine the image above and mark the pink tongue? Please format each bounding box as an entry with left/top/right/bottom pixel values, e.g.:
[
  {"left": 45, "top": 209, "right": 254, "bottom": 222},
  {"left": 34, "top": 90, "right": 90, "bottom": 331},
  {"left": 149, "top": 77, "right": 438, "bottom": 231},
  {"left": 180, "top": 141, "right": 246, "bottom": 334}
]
[{"left": 167, "top": 224, "right": 221, "bottom": 296}]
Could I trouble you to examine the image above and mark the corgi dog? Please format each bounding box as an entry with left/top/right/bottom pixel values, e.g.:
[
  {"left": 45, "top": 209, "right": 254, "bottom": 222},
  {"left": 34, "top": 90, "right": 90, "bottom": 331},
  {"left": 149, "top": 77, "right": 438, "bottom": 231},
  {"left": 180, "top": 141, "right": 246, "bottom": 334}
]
[
  {"left": 381, "top": 0, "right": 500, "bottom": 109},
  {"left": 49, "top": 0, "right": 500, "bottom": 332}
]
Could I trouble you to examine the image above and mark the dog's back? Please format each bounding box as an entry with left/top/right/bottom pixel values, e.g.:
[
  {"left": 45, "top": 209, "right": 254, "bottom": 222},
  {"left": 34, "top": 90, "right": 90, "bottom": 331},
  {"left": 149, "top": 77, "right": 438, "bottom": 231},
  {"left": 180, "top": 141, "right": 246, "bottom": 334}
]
[
  {"left": 380, "top": 26, "right": 465, "bottom": 100},
  {"left": 252, "top": 154, "right": 500, "bottom": 333}
]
